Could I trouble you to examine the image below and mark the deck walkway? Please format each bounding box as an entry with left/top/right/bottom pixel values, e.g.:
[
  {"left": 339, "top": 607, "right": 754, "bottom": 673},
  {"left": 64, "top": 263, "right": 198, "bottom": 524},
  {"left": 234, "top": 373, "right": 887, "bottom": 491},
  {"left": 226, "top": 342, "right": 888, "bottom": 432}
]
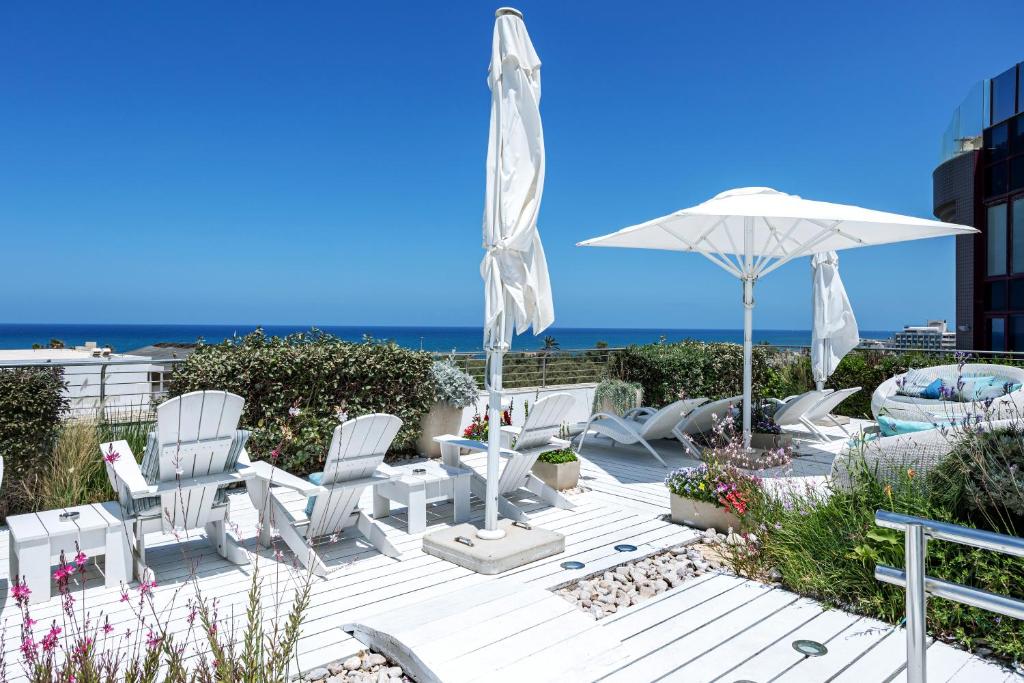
[{"left": 0, "top": 430, "right": 1019, "bottom": 682}]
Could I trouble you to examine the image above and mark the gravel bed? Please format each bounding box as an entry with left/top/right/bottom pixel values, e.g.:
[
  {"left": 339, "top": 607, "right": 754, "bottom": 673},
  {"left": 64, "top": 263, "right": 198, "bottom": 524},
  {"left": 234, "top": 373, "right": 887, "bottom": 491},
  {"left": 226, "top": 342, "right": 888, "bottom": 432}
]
[{"left": 300, "top": 650, "right": 414, "bottom": 683}]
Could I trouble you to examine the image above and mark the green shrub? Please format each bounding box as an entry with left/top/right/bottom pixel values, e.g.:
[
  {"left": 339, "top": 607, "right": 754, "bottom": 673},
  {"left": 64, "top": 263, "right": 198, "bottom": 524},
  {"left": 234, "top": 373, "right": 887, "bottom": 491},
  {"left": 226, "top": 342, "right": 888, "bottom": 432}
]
[
  {"left": 612, "top": 341, "right": 802, "bottom": 407},
  {"left": 429, "top": 358, "right": 478, "bottom": 409},
  {"left": 537, "top": 448, "right": 577, "bottom": 464},
  {"left": 746, "top": 454, "right": 1024, "bottom": 661},
  {"left": 165, "top": 330, "right": 435, "bottom": 475},
  {"left": 0, "top": 367, "right": 68, "bottom": 519}
]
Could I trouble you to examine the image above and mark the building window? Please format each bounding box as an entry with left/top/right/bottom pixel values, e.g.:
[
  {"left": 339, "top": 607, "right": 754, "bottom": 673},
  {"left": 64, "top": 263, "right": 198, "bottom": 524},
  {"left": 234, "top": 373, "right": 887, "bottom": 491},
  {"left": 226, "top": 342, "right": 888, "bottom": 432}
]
[
  {"left": 991, "top": 317, "right": 1006, "bottom": 351},
  {"left": 1012, "top": 279, "right": 1024, "bottom": 309},
  {"left": 1012, "top": 156, "right": 1024, "bottom": 193},
  {"left": 988, "top": 281, "right": 1008, "bottom": 309},
  {"left": 987, "top": 122, "right": 1010, "bottom": 161},
  {"left": 1019, "top": 62, "right": 1024, "bottom": 115},
  {"left": 1013, "top": 115, "right": 1024, "bottom": 154},
  {"left": 1015, "top": 198, "right": 1024, "bottom": 273},
  {"left": 992, "top": 65, "right": 1017, "bottom": 124},
  {"left": 988, "top": 202, "right": 1008, "bottom": 275},
  {"left": 1013, "top": 316, "right": 1024, "bottom": 352}
]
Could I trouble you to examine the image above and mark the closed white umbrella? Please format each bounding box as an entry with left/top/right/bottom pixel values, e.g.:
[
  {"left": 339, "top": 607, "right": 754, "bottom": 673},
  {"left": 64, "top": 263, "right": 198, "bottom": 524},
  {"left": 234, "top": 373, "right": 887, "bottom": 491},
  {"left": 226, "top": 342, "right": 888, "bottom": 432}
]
[
  {"left": 579, "top": 186, "right": 977, "bottom": 449},
  {"left": 479, "top": 7, "right": 554, "bottom": 540},
  {"left": 811, "top": 251, "right": 858, "bottom": 390}
]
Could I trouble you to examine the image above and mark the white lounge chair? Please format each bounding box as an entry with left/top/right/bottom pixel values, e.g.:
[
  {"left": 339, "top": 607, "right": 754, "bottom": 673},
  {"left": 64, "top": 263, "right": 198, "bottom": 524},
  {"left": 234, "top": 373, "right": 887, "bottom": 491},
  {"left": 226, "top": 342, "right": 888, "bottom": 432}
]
[
  {"left": 771, "top": 388, "right": 861, "bottom": 442},
  {"left": 672, "top": 395, "right": 743, "bottom": 456},
  {"left": 103, "top": 390, "right": 257, "bottom": 578},
  {"left": 499, "top": 392, "right": 577, "bottom": 452},
  {"left": 435, "top": 392, "right": 578, "bottom": 522},
  {"left": 577, "top": 398, "right": 708, "bottom": 467},
  {"left": 259, "top": 414, "right": 402, "bottom": 577}
]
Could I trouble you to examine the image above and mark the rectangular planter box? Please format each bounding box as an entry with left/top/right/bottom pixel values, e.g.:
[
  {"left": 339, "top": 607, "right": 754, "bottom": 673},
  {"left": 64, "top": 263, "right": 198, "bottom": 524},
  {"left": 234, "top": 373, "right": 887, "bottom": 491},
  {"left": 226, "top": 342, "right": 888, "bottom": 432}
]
[
  {"left": 669, "top": 493, "right": 740, "bottom": 534},
  {"left": 749, "top": 432, "right": 793, "bottom": 451},
  {"left": 531, "top": 459, "right": 580, "bottom": 491}
]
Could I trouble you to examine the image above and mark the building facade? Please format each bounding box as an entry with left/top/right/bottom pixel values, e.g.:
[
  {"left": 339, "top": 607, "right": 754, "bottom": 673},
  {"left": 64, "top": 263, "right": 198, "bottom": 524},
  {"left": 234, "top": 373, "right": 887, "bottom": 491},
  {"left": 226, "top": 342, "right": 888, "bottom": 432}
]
[
  {"left": 934, "top": 61, "right": 1024, "bottom": 351},
  {"left": 890, "top": 320, "right": 956, "bottom": 351}
]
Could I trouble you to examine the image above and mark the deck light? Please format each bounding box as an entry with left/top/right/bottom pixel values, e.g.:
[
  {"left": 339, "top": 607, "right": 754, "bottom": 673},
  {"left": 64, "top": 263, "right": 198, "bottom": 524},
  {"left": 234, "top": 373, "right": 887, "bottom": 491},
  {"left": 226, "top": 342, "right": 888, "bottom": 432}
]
[
  {"left": 560, "top": 561, "right": 585, "bottom": 570},
  {"left": 792, "top": 639, "right": 828, "bottom": 656},
  {"left": 614, "top": 544, "right": 637, "bottom": 552}
]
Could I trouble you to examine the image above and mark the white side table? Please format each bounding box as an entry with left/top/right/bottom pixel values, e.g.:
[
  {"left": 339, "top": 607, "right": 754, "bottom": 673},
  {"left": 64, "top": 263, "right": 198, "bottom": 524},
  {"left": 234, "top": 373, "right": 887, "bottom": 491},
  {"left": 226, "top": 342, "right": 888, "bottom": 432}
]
[
  {"left": 8, "top": 502, "right": 132, "bottom": 604},
  {"left": 372, "top": 461, "right": 471, "bottom": 534}
]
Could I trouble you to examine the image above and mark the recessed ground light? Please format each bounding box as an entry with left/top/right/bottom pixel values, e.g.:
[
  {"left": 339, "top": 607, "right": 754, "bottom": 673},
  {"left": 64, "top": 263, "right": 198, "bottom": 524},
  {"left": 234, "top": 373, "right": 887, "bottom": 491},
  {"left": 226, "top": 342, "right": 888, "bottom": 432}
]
[
  {"left": 732, "top": 679, "right": 758, "bottom": 683},
  {"left": 792, "top": 639, "right": 828, "bottom": 657},
  {"left": 614, "top": 544, "right": 637, "bottom": 552},
  {"left": 561, "top": 561, "right": 585, "bottom": 570}
]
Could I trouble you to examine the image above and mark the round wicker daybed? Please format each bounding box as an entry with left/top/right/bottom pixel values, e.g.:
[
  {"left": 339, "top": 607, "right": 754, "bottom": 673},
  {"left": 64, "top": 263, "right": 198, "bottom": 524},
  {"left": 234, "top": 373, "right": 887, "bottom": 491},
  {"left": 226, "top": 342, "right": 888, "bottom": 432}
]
[{"left": 871, "top": 363, "right": 1024, "bottom": 423}]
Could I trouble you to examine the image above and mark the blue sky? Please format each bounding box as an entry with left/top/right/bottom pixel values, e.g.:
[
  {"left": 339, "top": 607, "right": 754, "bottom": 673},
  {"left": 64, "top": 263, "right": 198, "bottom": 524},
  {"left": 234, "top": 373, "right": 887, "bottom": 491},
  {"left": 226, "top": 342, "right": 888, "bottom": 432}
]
[{"left": 1, "top": 1, "right": 1022, "bottom": 332}]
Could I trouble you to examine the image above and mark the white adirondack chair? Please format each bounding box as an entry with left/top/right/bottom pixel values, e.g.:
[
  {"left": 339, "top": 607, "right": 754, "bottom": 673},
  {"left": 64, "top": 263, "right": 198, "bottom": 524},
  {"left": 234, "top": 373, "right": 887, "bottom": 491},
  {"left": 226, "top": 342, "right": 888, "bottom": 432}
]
[
  {"left": 103, "top": 390, "right": 255, "bottom": 578},
  {"left": 435, "top": 393, "right": 577, "bottom": 523},
  {"left": 577, "top": 398, "right": 708, "bottom": 467},
  {"left": 259, "top": 414, "right": 402, "bottom": 577},
  {"left": 499, "top": 392, "right": 577, "bottom": 452}
]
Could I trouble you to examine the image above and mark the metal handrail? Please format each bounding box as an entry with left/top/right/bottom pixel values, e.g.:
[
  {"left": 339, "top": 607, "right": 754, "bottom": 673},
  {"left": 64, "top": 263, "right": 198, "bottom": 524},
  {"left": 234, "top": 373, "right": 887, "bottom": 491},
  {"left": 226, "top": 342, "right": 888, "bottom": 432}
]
[{"left": 873, "top": 510, "right": 1024, "bottom": 683}]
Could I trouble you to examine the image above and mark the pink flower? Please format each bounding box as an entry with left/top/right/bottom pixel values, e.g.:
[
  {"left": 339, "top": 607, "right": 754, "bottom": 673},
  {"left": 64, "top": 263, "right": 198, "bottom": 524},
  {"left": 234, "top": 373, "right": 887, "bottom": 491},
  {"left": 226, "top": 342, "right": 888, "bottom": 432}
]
[
  {"left": 20, "top": 635, "right": 37, "bottom": 662},
  {"left": 103, "top": 621, "right": 114, "bottom": 635},
  {"left": 119, "top": 589, "right": 129, "bottom": 602},
  {"left": 53, "top": 565, "right": 74, "bottom": 582},
  {"left": 41, "top": 624, "right": 61, "bottom": 652},
  {"left": 11, "top": 582, "right": 31, "bottom": 603},
  {"left": 138, "top": 579, "right": 157, "bottom": 597},
  {"left": 270, "top": 448, "right": 281, "bottom": 461},
  {"left": 74, "top": 551, "right": 88, "bottom": 567},
  {"left": 103, "top": 445, "right": 120, "bottom": 464},
  {"left": 145, "top": 629, "right": 161, "bottom": 650}
]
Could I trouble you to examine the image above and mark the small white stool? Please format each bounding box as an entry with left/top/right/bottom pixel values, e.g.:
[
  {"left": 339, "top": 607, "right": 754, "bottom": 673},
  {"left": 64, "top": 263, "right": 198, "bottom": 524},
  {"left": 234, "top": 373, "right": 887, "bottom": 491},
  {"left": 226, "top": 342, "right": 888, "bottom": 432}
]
[
  {"left": 373, "top": 460, "right": 471, "bottom": 534},
  {"left": 8, "top": 502, "right": 132, "bottom": 604}
]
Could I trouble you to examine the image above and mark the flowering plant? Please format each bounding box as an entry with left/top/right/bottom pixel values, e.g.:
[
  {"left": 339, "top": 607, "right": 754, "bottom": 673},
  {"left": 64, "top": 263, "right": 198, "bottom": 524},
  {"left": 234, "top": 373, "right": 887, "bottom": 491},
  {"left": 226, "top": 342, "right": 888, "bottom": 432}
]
[
  {"left": 462, "top": 400, "right": 513, "bottom": 441},
  {"left": 665, "top": 460, "right": 761, "bottom": 516}
]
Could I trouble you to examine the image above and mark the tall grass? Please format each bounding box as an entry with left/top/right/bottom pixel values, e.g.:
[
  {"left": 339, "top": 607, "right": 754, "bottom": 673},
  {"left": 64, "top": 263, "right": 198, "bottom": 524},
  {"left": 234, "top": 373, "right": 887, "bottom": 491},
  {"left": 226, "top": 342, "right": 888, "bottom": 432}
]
[
  {"left": 33, "top": 420, "right": 114, "bottom": 510},
  {"left": 744, "top": 453, "right": 1024, "bottom": 661}
]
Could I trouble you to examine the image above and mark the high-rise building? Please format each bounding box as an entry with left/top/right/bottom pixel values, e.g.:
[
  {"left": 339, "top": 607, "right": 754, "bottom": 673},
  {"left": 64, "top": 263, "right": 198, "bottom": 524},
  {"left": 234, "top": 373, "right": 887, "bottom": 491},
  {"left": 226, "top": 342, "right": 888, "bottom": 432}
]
[
  {"left": 934, "top": 61, "right": 1024, "bottom": 351},
  {"left": 890, "top": 320, "right": 956, "bottom": 351}
]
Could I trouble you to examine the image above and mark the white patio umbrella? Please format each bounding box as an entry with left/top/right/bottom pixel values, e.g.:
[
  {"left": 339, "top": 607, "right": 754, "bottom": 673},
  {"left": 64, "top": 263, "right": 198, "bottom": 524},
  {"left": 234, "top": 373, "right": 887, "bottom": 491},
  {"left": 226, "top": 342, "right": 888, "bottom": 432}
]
[
  {"left": 478, "top": 7, "right": 554, "bottom": 540},
  {"left": 578, "top": 186, "right": 977, "bottom": 449},
  {"left": 811, "top": 251, "right": 859, "bottom": 390}
]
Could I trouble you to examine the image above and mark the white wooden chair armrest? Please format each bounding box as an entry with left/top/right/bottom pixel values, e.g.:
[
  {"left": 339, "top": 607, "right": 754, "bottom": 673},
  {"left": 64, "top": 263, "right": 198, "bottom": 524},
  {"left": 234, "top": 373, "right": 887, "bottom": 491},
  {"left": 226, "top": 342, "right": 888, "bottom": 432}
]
[
  {"left": 432, "top": 436, "right": 518, "bottom": 458},
  {"left": 321, "top": 473, "right": 392, "bottom": 492},
  {"left": 101, "top": 440, "right": 157, "bottom": 499},
  {"left": 242, "top": 460, "right": 325, "bottom": 498},
  {"left": 500, "top": 425, "right": 521, "bottom": 449}
]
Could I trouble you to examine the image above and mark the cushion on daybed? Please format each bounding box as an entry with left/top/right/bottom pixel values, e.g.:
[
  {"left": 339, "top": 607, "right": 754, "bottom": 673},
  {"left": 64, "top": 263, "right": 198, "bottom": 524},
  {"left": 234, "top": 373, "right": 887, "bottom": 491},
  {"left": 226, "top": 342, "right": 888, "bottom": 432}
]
[{"left": 877, "top": 415, "right": 950, "bottom": 437}]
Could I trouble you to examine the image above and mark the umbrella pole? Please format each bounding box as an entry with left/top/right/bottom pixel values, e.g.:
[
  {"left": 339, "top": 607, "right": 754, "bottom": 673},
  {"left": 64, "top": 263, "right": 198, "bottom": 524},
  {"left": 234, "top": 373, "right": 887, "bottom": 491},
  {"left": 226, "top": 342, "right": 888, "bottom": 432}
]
[
  {"left": 742, "top": 220, "right": 754, "bottom": 451},
  {"left": 480, "top": 345, "right": 506, "bottom": 540}
]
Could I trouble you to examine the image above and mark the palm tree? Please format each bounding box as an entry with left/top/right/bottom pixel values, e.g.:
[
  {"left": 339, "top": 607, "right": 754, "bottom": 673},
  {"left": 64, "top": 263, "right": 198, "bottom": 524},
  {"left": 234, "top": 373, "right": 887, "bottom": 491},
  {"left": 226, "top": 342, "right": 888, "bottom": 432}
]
[
  {"left": 540, "top": 336, "right": 559, "bottom": 385},
  {"left": 542, "top": 335, "right": 560, "bottom": 351}
]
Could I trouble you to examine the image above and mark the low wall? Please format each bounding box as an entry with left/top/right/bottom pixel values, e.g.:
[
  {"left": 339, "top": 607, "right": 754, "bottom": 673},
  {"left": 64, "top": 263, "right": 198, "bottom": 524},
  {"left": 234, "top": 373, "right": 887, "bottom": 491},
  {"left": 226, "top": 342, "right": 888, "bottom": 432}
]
[{"left": 458, "top": 383, "right": 597, "bottom": 432}]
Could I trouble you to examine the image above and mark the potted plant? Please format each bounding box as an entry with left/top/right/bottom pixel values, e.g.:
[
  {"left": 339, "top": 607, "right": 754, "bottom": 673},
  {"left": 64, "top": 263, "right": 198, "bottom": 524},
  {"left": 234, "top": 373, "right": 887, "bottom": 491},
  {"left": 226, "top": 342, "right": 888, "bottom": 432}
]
[
  {"left": 735, "top": 401, "right": 793, "bottom": 451},
  {"left": 592, "top": 378, "right": 642, "bottom": 416},
  {"left": 417, "top": 358, "right": 478, "bottom": 457},
  {"left": 531, "top": 447, "right": 580, "bottom": 491},
  {"left": 664, "top": 460, "right": 759, "bottom": 533}
]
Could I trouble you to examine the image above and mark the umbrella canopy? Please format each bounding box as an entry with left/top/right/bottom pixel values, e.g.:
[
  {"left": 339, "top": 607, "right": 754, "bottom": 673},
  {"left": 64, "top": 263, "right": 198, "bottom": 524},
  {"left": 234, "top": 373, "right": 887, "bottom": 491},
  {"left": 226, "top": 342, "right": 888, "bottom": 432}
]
[
  {"left": 579, "top": 186, "right": 977, "bottom": 449},
  {"left": 478, "top": 7, "right": 553, "bottom": 539},
  {"left": 811, "top": 251, "right": 859, "bottom": 389}
]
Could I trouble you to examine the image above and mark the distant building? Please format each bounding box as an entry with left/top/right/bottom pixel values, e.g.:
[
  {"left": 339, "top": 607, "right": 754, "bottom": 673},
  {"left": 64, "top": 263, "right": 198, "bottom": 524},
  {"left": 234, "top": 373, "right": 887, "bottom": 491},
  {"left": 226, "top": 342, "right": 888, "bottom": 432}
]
[
  {"left": 890, "top": 320, "right": 956, "bottom": 351},
  {"left": 0, "top": 343, "right": 158, "bottom": 417},
  {"left": 933, "top": 59, "right": 1024, "bottom": 350}
]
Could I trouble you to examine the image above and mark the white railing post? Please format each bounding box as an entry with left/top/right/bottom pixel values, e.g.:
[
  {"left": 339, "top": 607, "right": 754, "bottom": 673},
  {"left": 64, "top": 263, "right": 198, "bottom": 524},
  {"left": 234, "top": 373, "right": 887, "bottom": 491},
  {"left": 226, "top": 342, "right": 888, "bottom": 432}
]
[{"left": 904, "top": 522, "right": 927, "bottom": 683}]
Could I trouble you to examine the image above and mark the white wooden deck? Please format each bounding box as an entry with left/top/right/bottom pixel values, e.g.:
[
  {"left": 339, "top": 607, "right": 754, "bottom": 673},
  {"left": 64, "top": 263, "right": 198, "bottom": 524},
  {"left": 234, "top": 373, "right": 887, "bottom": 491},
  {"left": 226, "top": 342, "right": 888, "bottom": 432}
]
[{"left": 0, "top": 432, "right": 1019, "bottom": 682}]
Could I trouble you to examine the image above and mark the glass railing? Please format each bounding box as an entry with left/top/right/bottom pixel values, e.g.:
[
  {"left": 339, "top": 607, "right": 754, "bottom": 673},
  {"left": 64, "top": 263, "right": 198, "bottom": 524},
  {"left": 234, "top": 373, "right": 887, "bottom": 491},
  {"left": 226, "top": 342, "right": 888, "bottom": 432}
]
[{"left": 939, "top": 79, "right": 989, "bottom": 164}]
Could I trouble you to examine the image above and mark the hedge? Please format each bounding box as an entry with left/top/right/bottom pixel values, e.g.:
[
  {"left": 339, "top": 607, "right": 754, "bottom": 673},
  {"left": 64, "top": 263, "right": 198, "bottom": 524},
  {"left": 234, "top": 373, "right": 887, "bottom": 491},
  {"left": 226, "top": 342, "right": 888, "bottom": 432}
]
[
  {"left": 611, "top": 342, "right": 1020, "bottom": 419},
  {"left": 0, "top": 368, "right": 68, "bottom": 519},
  {"left": 165, "top": 330, "right": 436, "bottom": 475}
]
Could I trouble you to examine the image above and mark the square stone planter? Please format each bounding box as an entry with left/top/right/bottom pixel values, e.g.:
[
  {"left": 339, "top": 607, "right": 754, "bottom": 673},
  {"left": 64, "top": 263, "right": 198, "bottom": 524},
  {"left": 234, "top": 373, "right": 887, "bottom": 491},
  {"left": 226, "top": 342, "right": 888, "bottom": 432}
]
[
  {"left": 749, "top": 432, "right": 793, "bottom": 451},
  {"left": 669, "top": 493, "right": 740, "bottom": 534},
  {"left": 416, "top": 402, "right": 464, "bottom": 458},
  {"left": 531, "top": 459, "right": 580, "bottom": 491}
]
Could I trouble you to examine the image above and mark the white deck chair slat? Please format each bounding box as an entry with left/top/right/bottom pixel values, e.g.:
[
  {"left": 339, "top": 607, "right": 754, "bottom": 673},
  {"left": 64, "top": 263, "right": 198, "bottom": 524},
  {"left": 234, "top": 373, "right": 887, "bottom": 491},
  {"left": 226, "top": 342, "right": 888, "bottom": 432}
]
[
  {"left": 579, "top": 398, "right": 712, "bottom": 466},
  {"left": 506, "top": 393, "right": 575, "bottom": 452}
]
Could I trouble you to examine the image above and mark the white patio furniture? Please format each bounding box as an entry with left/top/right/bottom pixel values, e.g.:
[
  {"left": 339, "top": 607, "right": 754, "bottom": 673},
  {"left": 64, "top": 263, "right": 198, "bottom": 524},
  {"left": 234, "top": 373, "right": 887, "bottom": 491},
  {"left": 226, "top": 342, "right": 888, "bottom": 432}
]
[
  {"left": 102, "top": 390, "right": 257, "bottom": 578},
  {"left": 622, "top": 397, "right": 709, "bottom": 424},
  {"left": 770, "top": 387, "right": 861, "bottom": 441},
  {"left": 373, "top": 460, "right": 472, "bottom": 534},
  {"left": 435, "top": 434, "right": 574, "bottom": 523},
  {"left": 8, "top": 502, "right": 131, "bottom": 604},
  {"left": 577, "top": 398, "right": 708, "bottom": 467},
  {"left": 672, "top": 395, "right": 743, "bottom": 456},
  {"left": 872, "top": 364, "right": 1024, "bottom": 423},
  {"left": 259, "top": 414, "right": 402, "bottom": 577},
  {"left": 499, "top": 392, "right": 576, "bottom": 452}
]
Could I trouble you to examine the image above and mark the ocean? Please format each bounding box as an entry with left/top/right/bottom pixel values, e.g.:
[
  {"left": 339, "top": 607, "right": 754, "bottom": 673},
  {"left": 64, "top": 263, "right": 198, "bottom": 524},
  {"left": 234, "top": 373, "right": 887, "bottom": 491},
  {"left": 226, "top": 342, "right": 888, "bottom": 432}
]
[{"left": 0, "top": 323, "right": 893, "bottom": 353}]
